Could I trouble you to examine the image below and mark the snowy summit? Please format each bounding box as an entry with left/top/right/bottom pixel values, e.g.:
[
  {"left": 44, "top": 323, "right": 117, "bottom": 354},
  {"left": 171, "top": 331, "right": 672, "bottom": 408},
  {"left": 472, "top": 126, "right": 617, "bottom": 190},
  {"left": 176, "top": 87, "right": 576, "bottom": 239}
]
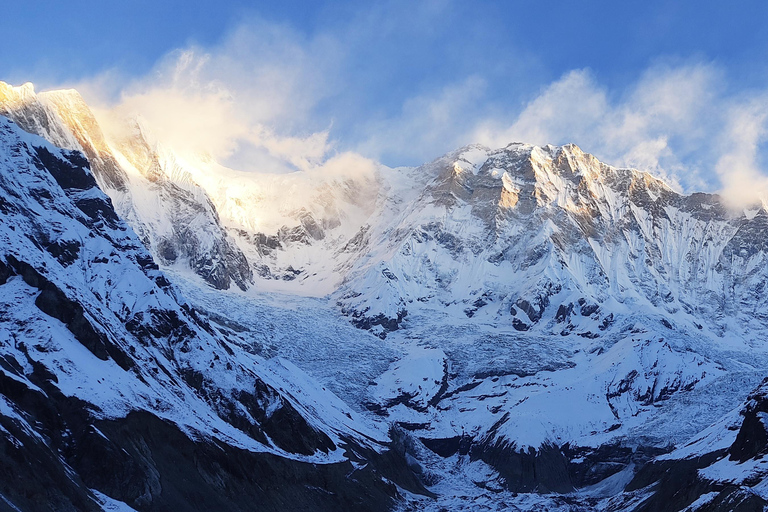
[{"left": 1, "top": 79, "right": 768, "bottom": 512}]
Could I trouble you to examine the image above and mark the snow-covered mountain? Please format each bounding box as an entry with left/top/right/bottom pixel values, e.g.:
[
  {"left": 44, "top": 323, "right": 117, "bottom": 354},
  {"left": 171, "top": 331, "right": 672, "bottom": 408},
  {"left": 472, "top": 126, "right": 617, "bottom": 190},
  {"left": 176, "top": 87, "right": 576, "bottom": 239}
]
[
  {"left": 3, "top": 81, "right": 768, "bottom": 511},
  {"left": 0, "top": 116, "right": 427, "bottom": 510},
  {"left": 334, "top": 142, "right": 768, "bottom": 338},
  {"left": 0, "top": 82, "right": 252, "bottom": 291}
]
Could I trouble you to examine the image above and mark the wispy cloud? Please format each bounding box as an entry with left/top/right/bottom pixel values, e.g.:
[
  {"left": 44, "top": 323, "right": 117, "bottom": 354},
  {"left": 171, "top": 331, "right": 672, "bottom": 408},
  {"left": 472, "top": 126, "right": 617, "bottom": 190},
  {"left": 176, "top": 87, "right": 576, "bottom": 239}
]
[
  {"left": 66, "top": 15, "right": 768, "bottom": 202},
  {"left": 715, "top": 96, "right": 768, "bottom": 206},
  {"left": 355, "top": 76, "right": 488, "bottom": 164},
  {"left": 470, "top": 64, "right": 726, "bottom": 192},
  {"left": 467, "top": 63, "right": 768, "bottom": 199},
  {"left": 83, "top": 19, "right": 344, "bottom": 174}
]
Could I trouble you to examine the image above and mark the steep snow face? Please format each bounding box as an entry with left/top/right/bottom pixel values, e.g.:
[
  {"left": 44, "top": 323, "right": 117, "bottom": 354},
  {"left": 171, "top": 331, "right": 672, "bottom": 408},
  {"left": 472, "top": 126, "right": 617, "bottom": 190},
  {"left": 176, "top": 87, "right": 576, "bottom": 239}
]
[
  {"left": 172, "top": 152, "right": 388, "bottom": 296},
  {"left": 323, "top": 141, "right": 768, "bottom": 465},
  {"left": 337, "top": 142, "right": 768, "bottom": 343},
  {"left": 6, "top": 82, "right": 766, "bottom": 339},
  {"left": 2, "top": 81, "right": 429, "bottom": 297},
  {"left": 0, "top": 82, "right": 252, "bottom": 291},
  {"left": 0, "top": 116, "right": 417, "bottom": 511},
  {"left": 614, "top": 378, "right": 768, "bottom": 512}
]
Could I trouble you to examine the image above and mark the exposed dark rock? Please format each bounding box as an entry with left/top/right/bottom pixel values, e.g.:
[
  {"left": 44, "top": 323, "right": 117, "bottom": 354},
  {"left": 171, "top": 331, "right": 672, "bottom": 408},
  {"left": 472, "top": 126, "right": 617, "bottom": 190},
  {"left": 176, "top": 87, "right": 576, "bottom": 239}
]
[
  {"left": 154, "top": 274, "right": 172, "bottom": 289},
  {"left": 464, "top": 295, "right": 490, "bottom": 317},
  {"left": 512, "top": 318, "right": 529, "bottom": 331},
  {"left": 252, "top": 232, "right": 282, "bottom": 252},
  {"left": 125, "top": 308, "right": 195, "bottom": 346},
  {"left": 157, "top": 238, "right": 178, "bottom": 262},
  {"left": 382, "top": 268, "right": 398, "bottom": 281},
  {"left": 0, "top": 370, "right": 408, "bottom": 512},
  {"left": 347, "top": 308, "right": 408, "bottom": 336},
  {"left": 440, "top": 380, "right": 482, "bottom": 401},
  {"left": 624, "top": 381, "right": 768, "bottom": 511},
  {"left": 516, "top": 298, "right": 543, "bottom": 323},
  {"left": 280, "top": 265, "right": 303, "bottom": 281},
  {"left": 135, "top": 253, "right": 159, "bottom": 271},
  {"left": 599, "top": 313, "right": 615, "bottom": 330},
  {"left": 74, "top": 197, "right": 121, "bottom": 227},
  {"left": 470, "top": 434, "right": 573, "bottom": 493},
  {"left": 6, "top": 255, "right": 133, "bottom": 370},
  {"left": 299, "top": 211, "right": 325, "bottom": 240},
  {"left": 44, "top": 239, "right": 81, "bottom": 266},
  {"left": 36, "top": 287, "right": 109, "bottom": 359},
  {"left": 0, "top": 372, "right": 101, "bottom": 512},
  {"left": 34, "top": 146, "right": 96, "bottom": 191},
  {"left": 396, "top": 421, "right": 433, "bottom": 431},
  {"left": 421, "top": 436, "right": 463, "bottom": 457},
  {"left": 729, "top": 380, "right": 768, "bottom": 462},
  {"left": 695, "top": 487, "right": 768, "bottom": 512},
  {"left": 0, "top": 258, "right": 14, "bottom": 285},
  {"left": 239, "top": 379, "right": 336, "bottom": 455},
  {"left": 414, "top": 222, "right": 464, "bottom": 254},
  {"left": 380, "top": 392, "right": 423, "bottom": 412},
  {"left": 388, "top": 426, "right": 440, "bottom": 491},
  {"left": 625, "top": 452, "right": 724, "bottom": 512},
  {"left": 555, "top": 303, "right": 573, "bottom": 322},
  {"left": 421, "top": 435, "right": 473, "bottom": 458},
  {"left": 191, "top": 244, "right": 252, "bottom": 291},
  {"left": 563, "top": 442, "right": 633, "bottom": 487}
]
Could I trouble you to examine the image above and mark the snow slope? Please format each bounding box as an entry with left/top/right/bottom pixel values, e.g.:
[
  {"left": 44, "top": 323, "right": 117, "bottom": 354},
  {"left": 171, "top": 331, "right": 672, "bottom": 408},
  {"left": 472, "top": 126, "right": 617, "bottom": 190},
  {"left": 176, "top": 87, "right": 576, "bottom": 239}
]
[{"left": 167, "top": 141, "right": 768, "bottom": 509}]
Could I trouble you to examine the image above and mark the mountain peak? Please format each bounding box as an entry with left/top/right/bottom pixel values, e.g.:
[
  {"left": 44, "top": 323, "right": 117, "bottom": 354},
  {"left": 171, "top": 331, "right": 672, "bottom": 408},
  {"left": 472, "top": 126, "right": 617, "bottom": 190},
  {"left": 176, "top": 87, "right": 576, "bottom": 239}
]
[
  {"left": 440, "top": 140, "right": 673, "bottom": 206},
  {"left": 0, "top": 80, "right": 36, "bottom": 106}
]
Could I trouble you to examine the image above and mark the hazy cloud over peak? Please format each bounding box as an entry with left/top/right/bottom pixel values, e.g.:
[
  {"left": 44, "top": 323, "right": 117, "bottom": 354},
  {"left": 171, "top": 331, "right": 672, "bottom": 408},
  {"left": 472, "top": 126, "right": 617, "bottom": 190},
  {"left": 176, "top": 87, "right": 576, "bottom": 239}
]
[{"left": 45, "top": 5, "right": 768, "bottom": 202}]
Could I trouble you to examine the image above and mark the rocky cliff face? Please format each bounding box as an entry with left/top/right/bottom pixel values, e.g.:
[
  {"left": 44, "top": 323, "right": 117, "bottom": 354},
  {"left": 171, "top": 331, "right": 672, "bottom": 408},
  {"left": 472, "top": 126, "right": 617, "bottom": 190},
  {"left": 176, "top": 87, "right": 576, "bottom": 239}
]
[
  {"left": 336, "top": 142, "right": 767, "bottom": 343},
  {"left": 621, "top": 378, "right": 768, "bottom": 512},
  {"left": 335, "top": 142, "right": 768, "bottom": 509},
  {"left": 5, "top": 81, "right": 766, "bottom": 340}
]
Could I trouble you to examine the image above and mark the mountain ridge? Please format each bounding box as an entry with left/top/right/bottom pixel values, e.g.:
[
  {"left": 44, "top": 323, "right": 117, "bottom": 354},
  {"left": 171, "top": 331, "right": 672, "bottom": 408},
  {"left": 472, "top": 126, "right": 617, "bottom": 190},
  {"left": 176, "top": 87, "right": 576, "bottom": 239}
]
[
  {"left": 3, "top": 81, "right": 768, "bottom": 511},
  {"left": 0, "top": 81, "right": 253, "bottom": 291},
  {"left": 0, "top": 114, "right": 431, "bottom": 510}
]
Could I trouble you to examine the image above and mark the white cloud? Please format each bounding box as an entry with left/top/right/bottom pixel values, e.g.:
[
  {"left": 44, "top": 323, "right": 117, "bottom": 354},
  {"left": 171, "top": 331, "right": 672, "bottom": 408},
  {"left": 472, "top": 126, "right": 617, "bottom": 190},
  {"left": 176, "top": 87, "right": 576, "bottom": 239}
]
[
  {"left": 452, "top": 62, "right": 768, "bottom": 201},
  {"left": 715, "top": 97, "right": 768, "bottom": 207},
  {"left": 82, "top": 19, "right": 343, "bottom": 174},
  {"left": 469, "top": 64, "right": 728, "bottom": 192},
  {"left": 66, "top": 17, "right": 768, "bottom": 202},
  {"left": 355, "top": 76, "right": 488, "bottom": 163},
  {"left": 474, "top": 69, "right": 609, "bottom": 151}
]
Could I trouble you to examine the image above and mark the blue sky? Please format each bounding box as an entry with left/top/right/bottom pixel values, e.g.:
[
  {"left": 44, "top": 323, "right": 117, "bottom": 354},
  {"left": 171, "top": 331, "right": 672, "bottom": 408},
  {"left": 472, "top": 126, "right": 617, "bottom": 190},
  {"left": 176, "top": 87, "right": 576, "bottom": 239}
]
[{"left": 3, "top": 1, "right": 768, "bottom": 197}]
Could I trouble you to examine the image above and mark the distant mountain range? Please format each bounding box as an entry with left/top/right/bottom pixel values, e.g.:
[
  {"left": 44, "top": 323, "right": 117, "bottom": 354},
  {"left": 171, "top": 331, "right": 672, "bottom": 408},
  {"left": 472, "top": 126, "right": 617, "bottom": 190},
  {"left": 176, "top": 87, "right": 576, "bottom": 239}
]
[{"left": 2, "top": 81, "right": 768, "bottom": 511}]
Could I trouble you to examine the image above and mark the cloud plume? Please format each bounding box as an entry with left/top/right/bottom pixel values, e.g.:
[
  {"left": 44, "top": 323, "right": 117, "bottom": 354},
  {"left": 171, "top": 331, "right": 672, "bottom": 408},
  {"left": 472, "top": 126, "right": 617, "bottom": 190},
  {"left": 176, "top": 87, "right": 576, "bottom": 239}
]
[
  {"left": 467, "top": 63, "right": 768, "bottom": 199},
  {"left": 715, "top": 97, "right": 768, "bottom": 206},
  {"left": 67, "top": 17, "right": 768, "bottom": 203},
  {"left": 85, "top": 19, "right": 344, "bottom": 174}
]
